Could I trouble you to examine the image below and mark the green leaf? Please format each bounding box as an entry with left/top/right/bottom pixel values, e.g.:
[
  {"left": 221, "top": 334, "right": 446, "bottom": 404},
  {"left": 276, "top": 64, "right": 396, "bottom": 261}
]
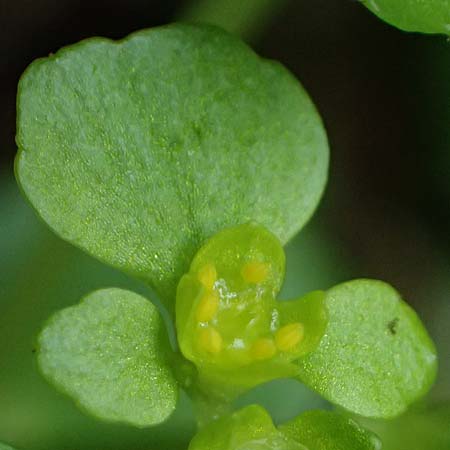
[
  {"left": 188, "top": 404, "right": 305, "bottom": 450},
  {"left": 280, "top": 410, "right": 381, "bottom": 450},
  {"left": 360, "top": 0, "right": 450, "bottom": 35},
  {"left": 15, "top": 23, "right": 328, "bottom": 309},
  {"left": 37, "top": 288, "right": 178, "bottom": 427},
  {"left": 295, "top": 279, "right": 437, "bottom": 418}
]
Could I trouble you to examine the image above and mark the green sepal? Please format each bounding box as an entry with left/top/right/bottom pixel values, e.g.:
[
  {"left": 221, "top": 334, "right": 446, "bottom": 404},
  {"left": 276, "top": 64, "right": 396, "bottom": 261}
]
[
  {"left": 15, "top": 23, "right": 328, "bottom": 310},
  {"left": 37, "top": 288, "right": 178, "bottom": 427},
  {"left": 296, "top": 279, "right": 437, "bottom": 418},
  {"left": 280, "top": 410, "right": 381, "bottom": 450},
  {"left": 360, "top": 0, "right": 450, "bottom": 35}
]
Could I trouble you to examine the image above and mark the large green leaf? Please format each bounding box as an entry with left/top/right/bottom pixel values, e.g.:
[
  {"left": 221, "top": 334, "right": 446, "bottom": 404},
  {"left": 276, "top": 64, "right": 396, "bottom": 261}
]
[
  {"left": 296, "top": 279, "right": 437, "bottom": 418},
  {"left": 280, "top": 410, "right": 381, "bottom": 450},
  {"left": 38, "top": 288, "right": 178, "bottom": 427},
  {"left": 360, "top": 0, "right": 450, "bottom": 35},
  {"left": 16, "top": 23, "right": 328, "bottom": 309}
]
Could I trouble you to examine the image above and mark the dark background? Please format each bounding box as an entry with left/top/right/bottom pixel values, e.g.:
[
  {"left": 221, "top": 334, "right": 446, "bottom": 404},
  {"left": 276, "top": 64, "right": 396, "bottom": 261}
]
[{"left": 0, "top": 1, "right": 449, "bottom": 449}]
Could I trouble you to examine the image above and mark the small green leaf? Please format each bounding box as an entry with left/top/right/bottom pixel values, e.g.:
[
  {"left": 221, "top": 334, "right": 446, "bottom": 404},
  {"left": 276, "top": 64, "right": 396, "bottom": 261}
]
[
  {"left": 16, "top": 23, "right": 328, "bottom": 309},
  {"left": 360, "top": 0, "right": 450, "bottom": 35},
  {"left": 188, "top": 404, "right": 305, "bottom": 450},
  {"left": 280, "top": 410, "right": 381, "bottom": 450},
  {"left": 296, "top": 279, "right": 437, "bottom": 418},
  {"left": 37, "top": 288, "right": 178, "bottom": 427}
]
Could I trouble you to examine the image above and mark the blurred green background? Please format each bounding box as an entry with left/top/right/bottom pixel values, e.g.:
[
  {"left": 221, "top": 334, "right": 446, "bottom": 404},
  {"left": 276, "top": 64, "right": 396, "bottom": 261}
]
[{"left": 0, "top": 0, "right": 449, "bottom": 449}]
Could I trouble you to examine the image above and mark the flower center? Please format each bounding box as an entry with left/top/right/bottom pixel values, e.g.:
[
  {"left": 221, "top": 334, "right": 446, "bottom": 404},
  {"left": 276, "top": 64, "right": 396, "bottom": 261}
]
[
  {"left": 193, "top": 261, "right": 304, "bottom": 364},
  {"left": 176, "top": 224, "right": 328, "bottom": 398}
]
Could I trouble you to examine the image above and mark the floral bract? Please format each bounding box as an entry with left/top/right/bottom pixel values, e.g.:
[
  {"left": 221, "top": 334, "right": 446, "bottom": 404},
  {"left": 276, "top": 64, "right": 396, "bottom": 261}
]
[{"left": 14, "top": 21, "right": 437, "bottom": 448}]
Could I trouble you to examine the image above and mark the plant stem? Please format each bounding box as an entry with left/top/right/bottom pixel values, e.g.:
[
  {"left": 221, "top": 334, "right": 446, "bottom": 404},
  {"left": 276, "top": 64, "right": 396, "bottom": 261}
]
[{"left": 189, "top": 384, "right": 234, "bottom": 429}]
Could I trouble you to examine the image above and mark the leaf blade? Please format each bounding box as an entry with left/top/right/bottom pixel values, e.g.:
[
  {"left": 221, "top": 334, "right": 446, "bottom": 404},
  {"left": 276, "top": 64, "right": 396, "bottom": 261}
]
[
  {"left": 37, "top": 288, "right": 178, "bottom": 427},
  {"left": 16, "top": 23, "right": 328, "bottom": 308},
  {"left": 295, "top": 279, "right": 437, "bottom": 418},
  {"left": 280, "top": 410, "right": 381, "bottom": 450},
  {"left": 360, "top": 0, "right": 450, "bottom": 35}
]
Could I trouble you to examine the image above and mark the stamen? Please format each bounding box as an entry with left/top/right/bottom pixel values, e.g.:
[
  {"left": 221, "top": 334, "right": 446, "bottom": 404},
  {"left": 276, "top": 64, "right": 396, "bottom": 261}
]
[
  {"left": 198, "top": 327, "right": 223, "bottom": 354},
  {"left": 196, "top": 290, "right": 220, "bottom": 322},
  {"left": 241, "top": 261, "right": 270, "bottom": 284},
  {"left": 275, "top": 323, "right": 304, "bottom": 352},
  {"left": 197, "top": 263, "right": 217, "bottom": 290}
]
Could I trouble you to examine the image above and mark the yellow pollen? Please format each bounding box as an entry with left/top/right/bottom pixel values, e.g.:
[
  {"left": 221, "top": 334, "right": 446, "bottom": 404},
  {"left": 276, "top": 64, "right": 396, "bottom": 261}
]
[
  {"left": 275, "top": 323, "right": 304, "bottom": 352},
  {"left": 196, "top": 290, "right": 220, "bottom": 322},
  {"left": 198, "top": 327, "right": 223, "bottom": 354},
  {"left": 241, "top": 261, "right": 270, "bottom": 284},
  {"left": 250, "top": 338, "right": 277, "bottom": 360},
  {"left": 197, "top": 263, "right": 217, "bottom": 290}
]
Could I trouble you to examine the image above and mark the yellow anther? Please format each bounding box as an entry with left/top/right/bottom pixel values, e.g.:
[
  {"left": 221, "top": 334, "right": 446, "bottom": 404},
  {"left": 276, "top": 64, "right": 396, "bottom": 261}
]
[
  {"left": 241, "top": 261, "right": 270, "bottom": 284},
  {"left": 197, "top": 263, "right": 217, "bottom": 290},
  {"left": 250, "top": 338, "right": 277, "bottom": 360},
  {"left": 198, "top": 327, "right": 223, "bottom": 354},
  {"left": 196, "top": 290, "right": 220, "bottom": 322},
  {"left": 275, "top": 323, "right": 304, "bottom": 352}
]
